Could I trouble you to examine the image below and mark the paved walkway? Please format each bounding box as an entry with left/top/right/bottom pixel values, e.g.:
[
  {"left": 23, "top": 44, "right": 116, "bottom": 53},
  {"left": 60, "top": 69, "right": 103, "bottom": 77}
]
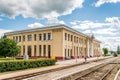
[{"left": 0, "top": 56, "right": 112, "bottom": 79}]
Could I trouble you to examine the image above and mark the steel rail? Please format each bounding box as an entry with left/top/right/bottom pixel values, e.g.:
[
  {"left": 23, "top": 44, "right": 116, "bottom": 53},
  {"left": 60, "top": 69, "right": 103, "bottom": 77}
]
[
  {"left": 76, "top": 59, "right": 118, "bottom": 80},
  {"left": 100, "top": 65, "right": 117, "bottom": 80}
]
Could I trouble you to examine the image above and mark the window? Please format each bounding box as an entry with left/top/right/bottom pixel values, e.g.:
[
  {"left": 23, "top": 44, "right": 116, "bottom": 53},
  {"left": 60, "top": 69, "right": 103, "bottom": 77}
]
[
  {"left": 65, "top": 49, "right": 66, "bottom": 57},
  {"left": 81, "top": 48, "right": 83, "bottom": 54},
  {"left": 43, "top": 33, "right": 46, "bottom": 40},
  {"left": 68, "top": 34, "right": 70, "bottom": 41},
  {"left": 71, "top": 35, "right": 73, "bottom": 41},
  {"left": 71, "top": 49, "right": 72, "bottom": 56},
  {"left": 77, "top": 47, "right": 78, "bottom": 56},
  {"left": 16, "top": 36, "right": 18, "bottom": 42},
  {"left": 19, "top": 46, "right": 21, "bottom": 50},
  {"left": 99, "top": 44, "right": 100, "bottom": 47},
  {"left": 80, "top": 39, "right": 83, "bottom": 44},
  {"left": 76, "top": 37, "right": 78, "bottom": 43},
  {"left": 79, "top": 47, "right": 81, "bottom": 56},
  {"left": 43, "top": 45, "right": 46, "bottom": 56},
  {"left": 34, "top": 45, "right": 37, "bottom": 56},
  {"left": 74, "top": 46, "right": 75, "bottom": 56},
  {"left": 74, "top": 36, "right": 76, "bottom": 43},
  {"left": 28, "top": 35, "right": 32, "bottom": 41},
  {"left": 83, "top": 40, "right": 86, "bottom": 45},
  {"left": 34, "top": 34, "right": 36, "bottom": 41},
  {"left": 39, "top": 34, "right": 42, "bottom": 41},
  {"left": 23, "top": 46, "right": 25, "bottom": 55},
  {"left": 84, "top": 48, "right": 86, "bottom": 54},
  {"left": 48, "top": 33, "right": 51, "bottom": 40},
  {"left": 65, "top": 33, "right": 67, "bottom": 40},
  {"left": 79, "top": 38, "right": 80, "bottom": 43},
  {"left": 84, "top": 40, "right": 86, "bottom": 45},
  {"left": 18, "top": 46, "right": 21, "bottom": 56},
  {"left": 23, "top": 35, "right": 25, "bottom": 41},
  {"left": 19, "top": 36, "right": 21, "bottom": 42},
  {"left": 13, "top": 36, "right": 15, "bottom": 40},
  {"left": 68, "top": 49, "right": 69, "bottom": 56},
  {"left": 39, "top": 45, "right": 42, "bottom": 56}
]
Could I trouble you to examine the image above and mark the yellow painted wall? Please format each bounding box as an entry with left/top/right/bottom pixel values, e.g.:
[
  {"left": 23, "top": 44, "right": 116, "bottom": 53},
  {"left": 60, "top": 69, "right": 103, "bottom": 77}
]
[{"left": 6, "top": 25, "right": 102, "bottom": 60}]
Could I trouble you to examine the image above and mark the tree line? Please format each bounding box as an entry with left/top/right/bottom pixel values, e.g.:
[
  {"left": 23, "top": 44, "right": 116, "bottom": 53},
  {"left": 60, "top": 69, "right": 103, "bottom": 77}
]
[{"left": 103, "top": 45, "right": 120, "bottom": 56}]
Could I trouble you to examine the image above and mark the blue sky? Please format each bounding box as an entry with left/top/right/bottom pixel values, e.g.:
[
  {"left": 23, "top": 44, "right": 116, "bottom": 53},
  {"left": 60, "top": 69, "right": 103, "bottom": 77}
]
[{"left": 0, "top": 0, "right": 120, "bottom": 50}]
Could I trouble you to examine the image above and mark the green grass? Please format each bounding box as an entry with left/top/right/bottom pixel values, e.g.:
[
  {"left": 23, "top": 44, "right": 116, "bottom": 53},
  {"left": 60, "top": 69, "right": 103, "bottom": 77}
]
[
  {"left": 0, "top": 57, "right": 15, "bottom": 61},
  {"left": 0, "top": 57, "right": 52, "bottom": 63}
]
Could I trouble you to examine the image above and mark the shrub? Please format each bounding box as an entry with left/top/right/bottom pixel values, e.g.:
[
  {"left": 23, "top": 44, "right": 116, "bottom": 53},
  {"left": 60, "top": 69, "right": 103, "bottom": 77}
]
[
  {"left": 105, "top": 54, "right": 110, "bottom": 56},
  {"left": 0, "top": 59, "right": 56, "bottom": 72},
  {"left": 113, "top": 53, "right": 118, "bottom": 57}
]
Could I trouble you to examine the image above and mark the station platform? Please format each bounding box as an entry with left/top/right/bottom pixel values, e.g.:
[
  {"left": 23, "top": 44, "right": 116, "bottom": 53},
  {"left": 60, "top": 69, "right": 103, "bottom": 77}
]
[
  {"left": 114, "top": 68, "right": 120, "bottom": 80},
  {"left": 56, "top": 56, "right": 108, "bottom": 66},
  {"left": 0, "top": 56, "right": 112, "bottom": 79}
]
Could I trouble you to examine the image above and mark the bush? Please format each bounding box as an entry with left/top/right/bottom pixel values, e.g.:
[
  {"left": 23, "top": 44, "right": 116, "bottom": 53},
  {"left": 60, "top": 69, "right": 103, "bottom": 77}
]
[
  {"left": 105, "top": 54, "right": 110, "bottom": 56},
  {"left": 103, "top": 48, "right": 108, "bottom": 56},
  {"left": 113, "top": 53, "right": 118, "bottom": 57},
  {"left": 0, "top": 59, "right": 56, "bottom": 72}
]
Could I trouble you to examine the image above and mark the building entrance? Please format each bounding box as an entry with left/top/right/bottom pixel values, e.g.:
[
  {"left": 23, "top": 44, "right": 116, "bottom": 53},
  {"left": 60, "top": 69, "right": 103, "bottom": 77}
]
[
  {"left": 48, "top": 45, "right": 51, "bottom": 58},
  {"left": 28, "top": 46, "right": 32, "bottom": 57}
]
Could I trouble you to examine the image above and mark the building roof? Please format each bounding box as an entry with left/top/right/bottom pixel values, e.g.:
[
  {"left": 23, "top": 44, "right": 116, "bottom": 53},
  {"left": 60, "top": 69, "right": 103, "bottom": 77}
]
[
  {"left": 5, "top": 24, "right": 101, "bottom": 42},
  {"left": 5, "top": 24, "right": 87, "bottom": 37}
]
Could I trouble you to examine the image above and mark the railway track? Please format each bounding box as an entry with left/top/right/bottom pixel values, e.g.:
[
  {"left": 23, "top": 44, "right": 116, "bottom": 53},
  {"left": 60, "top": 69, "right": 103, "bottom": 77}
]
[
  {"left": 75, "top": 59, "right": 119, "bottom": 80},
  {"left": 2, "top": 57, "right": 116, "bottom": 80}
]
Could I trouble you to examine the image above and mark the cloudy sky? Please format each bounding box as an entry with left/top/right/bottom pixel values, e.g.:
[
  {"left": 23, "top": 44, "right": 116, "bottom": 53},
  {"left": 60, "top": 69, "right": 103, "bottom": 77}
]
[{"left": 0, "top": 0, "right": 120, "bottom": 50}]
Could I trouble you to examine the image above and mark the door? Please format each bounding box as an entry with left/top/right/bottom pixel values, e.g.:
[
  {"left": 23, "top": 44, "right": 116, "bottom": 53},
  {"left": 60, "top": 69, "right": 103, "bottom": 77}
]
[
  {"left": 48, "top": 45, "right": 51, "bottom": 58},
  {"left": 28, "top": 46, "right": 32, "bottom": 57}
]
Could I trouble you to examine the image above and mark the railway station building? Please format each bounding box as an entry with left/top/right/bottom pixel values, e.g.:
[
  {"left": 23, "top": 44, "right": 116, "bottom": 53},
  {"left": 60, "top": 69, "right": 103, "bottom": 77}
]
[{"left": 5, "top": 24, "right": 102, "bottom": 60}]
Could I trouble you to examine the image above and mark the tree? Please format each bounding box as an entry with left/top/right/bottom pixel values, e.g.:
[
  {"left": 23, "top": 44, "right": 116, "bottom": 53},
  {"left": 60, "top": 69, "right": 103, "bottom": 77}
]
[
  {"left": 0, "top": 34, "right": 6, "bottom": 39},
  {"left": 117, "top": 45, "right": 120, "bottom": 54},
  {"left": 0, "top": 38, "right": 20, "bottom": 57},
  {"left": 102, "top": 48, "right": 108, "bottom": 56}
]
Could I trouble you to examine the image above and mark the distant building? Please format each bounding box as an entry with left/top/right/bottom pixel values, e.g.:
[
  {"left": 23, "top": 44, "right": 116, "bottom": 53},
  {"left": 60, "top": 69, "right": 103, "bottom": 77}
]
[{"left": 5, "top": 25, "right": 102, "bottom": 60}]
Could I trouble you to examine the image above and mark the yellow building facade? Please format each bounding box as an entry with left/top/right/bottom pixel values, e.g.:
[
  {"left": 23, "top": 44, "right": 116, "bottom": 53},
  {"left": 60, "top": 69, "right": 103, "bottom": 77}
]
[{"left": 5, "top": 25, "right": 102, "bottom": 60}]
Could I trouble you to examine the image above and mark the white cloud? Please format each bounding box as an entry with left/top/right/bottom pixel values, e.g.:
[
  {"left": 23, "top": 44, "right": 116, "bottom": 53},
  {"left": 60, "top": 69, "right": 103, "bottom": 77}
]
[
  {"left": 71, "top": 17, "right": 120, "bottom": 30},
  {"left": 0, "top": 18, "right": 2, "bottom": 21},
  {"left": 105, "top": 17, "right": 120, "bottom": 27},
  {"left": 0, "top": 29, "right": 12, "bottom": 38},
  {"left": 0, "top": 0, "right": 84, "bottom": 19},
  {"left": 28, "top": 22, "right": 44, "bottom": 28},
  {"left": 83, "top": 27, "right": 118, "bottom": 35},
  {"left": 71, "top": 17, "right": 120, "bottom": 51},
  {"left": 71, "top": 20, "right": 110, "bottom": 30},
  {"left": 47, "top": 17, "right": 65, "bottom": 25},
  {"left": 96, "top": 36, "right": 120, "bottom": 51},
  {"left": 95, "top": 0, "right": 120, "bottom": 7},
  {"left": 95, "top": 28, "right": 118, "bottom": 35}
]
